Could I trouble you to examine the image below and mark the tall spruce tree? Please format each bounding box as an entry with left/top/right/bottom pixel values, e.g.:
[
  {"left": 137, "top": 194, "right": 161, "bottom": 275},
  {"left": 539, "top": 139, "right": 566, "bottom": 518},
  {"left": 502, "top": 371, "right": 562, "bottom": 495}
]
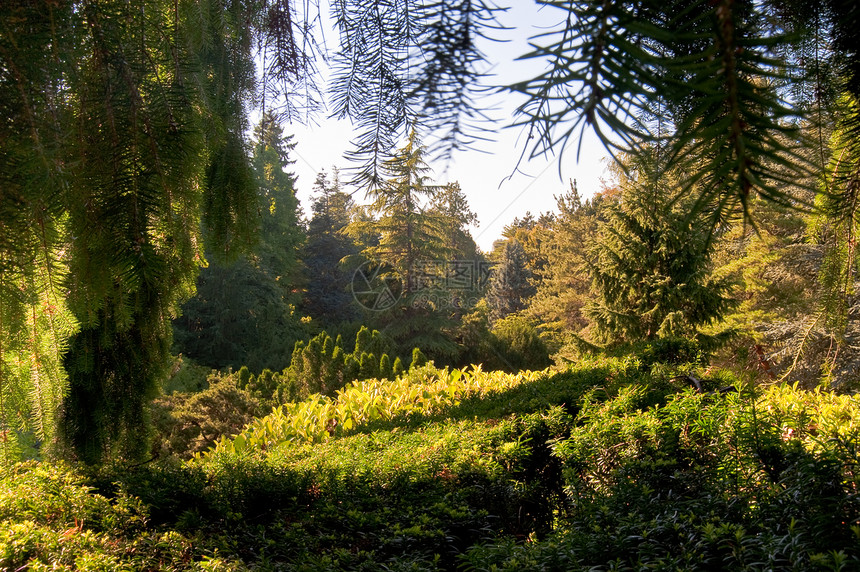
[
  {"left": 302, "top": 169, "right": 362, "bottom": 325},
  {"left": 585, "top": 152, "right": 735, "bottom": 346},
  {"left": 346, "top": 131, "right": 459, "bottom": 360},
  {"left": 172, "top": 114, "right": 306, "bottom": 373},
  {"left": 254, "top": 111, "right": 305, "bottom": 295},
  {"left": 430, "top": 182, "right": 479, "bottom": 256}
]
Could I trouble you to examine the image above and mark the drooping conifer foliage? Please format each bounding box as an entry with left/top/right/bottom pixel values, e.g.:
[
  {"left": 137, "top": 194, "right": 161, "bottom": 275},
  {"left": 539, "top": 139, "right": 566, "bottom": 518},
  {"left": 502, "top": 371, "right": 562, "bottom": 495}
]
[
  {"left": 330, "top": 0, "right": 504, "bottom": 185},
  {"left": 55, "top": 0, "right": 263, "bottom": 464},
  {"left": 172, "top": 113, "right": 306, "bottom": 373},
  {"left": 1, "top": 0, "right": 498, "bottom": 463},
  {"left": 513, "top": 0, "right": 860, "bottom": 220}
]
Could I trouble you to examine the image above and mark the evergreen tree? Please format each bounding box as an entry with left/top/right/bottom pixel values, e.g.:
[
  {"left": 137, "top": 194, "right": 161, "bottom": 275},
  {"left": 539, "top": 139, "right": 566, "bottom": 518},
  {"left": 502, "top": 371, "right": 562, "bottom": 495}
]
[
  {"left": 56, "top": 0, "right": 262, "bottom": 464},
  {"left": 498, "top": 212, "right": 553, "bottom": 284},
  {"left": 430, "top": 182, "right": 479, "bottom": 256},
  {"left": 708, "top": 193, "right": 817, "bottom": 379},
  {"left": 430, "top": 182, "right": 485, "bottom": 312},
  {"left": 486, "top": 240, "right": 536, "bottom": 323},
  {"left": 526, "top": 181, "right": 612, "bottom": 340},
  {"left": 172, "top": 114, "right": 306, "bottom": 374},
  {"left": 349, "top": 130, "right": 451, "bottom": 292},
  {"left": 511, "top": 0, "right": 856, "bottom": 220},
  {"left": 302, "top": 169, "right": 362, "bottom": 324},
  {"left": 346, "top": 131, "right": 459, "bottom": 360},
  {"left": 585, "top": 152, "right": 735, "bottom": 346},
  {"left": 253, "top": 111, "right": 305, "bottom": 296}
]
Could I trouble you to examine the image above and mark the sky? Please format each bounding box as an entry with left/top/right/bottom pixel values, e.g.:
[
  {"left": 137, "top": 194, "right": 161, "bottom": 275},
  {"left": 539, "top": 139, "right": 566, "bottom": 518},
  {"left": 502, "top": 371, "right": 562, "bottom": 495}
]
[{"left": 283, "top": 2, "right": 611, "bottom": 253}]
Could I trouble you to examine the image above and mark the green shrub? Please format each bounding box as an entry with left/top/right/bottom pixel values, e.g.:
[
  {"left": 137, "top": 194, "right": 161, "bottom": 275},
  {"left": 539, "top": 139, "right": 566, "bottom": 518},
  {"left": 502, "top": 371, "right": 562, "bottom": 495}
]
[
  {"left": 278, "top": 327, "right": 416, "bottom": 403},
  {"left": 379, "top": 353, "right": 392, "bottom": 380},
  {"left": 150, "top": 373, "right": 264, "bottom": 459},
  {"left": 635, "top": 336, "right": 708, "bottom": 367},
  {"left": 411, "top": 347, "right": 428, "bottom": 369},
  {"left": 162, "top": 355, "right": 212, "bottom": 394},
  {"left": 490, "top": 315, "right": 552, "bottom": 372}
]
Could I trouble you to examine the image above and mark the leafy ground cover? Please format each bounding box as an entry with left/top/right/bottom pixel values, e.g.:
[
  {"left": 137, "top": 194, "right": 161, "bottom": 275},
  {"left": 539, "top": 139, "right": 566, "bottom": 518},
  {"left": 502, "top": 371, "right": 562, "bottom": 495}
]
[{"left": 3, "top": 355, "right": 860, "bottom": 570}]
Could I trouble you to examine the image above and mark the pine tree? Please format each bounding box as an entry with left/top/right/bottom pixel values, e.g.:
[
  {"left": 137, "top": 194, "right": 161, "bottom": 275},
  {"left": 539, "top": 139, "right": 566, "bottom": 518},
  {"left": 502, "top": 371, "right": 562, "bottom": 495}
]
[
  {"left": 486, "top": 240, "right": 536, "bottom": 323},
  {"left": 346, "top": 131, "right": 459, "bottom": 360},
  {"left": 585, "top": 152, "right": 735, "bottom": 346},
  {"left": 302, "top": 168, "right": 362, "bottom": 324}
]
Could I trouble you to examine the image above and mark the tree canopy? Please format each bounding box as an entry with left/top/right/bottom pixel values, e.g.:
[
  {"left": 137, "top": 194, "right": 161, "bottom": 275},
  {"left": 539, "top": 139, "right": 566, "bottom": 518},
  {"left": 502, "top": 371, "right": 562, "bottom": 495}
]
[{"left": 3, "top": 0, "right": 860, "bottom": 463}]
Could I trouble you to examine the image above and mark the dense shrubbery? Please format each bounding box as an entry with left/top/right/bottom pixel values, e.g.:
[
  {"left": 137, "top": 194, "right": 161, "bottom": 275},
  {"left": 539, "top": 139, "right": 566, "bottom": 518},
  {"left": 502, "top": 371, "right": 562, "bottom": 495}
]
[
  {"left": 174, "top": 327, "right": 428, "bottom": 408},
  {"left": 279, "top": 326, "right": 411, "bottom": 400},
  {"left": 4, "top": 353, "right": 860, "bottom": 570},
  {"left": 209, "top": 364, "right": 550, "bottom": 455},
  {"left": 462, "top": 383, "right": 860, "bottom": 570},
  {"left": 152, "top": 372, "right": 266, "bottom": 460},
  {"left": 456, "top": 307, "right": 553, "bottom": 372},
  {"left": 490, "top": 315, "right": 552, "bottom": 372}
]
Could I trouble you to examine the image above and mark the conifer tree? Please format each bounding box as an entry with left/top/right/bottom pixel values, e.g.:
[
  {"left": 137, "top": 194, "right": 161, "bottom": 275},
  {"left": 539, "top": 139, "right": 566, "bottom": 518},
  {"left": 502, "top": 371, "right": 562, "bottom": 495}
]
[
  {"left": 56, "top": 0, "right": 262, "bottom": 463},
  {"left": 585, "top": 152, "right": 735, "bottom": 346},
  {"left": 253, "top": 111, "right": 305, "bottom": 295},
  {"left": 346, "top": 131, "right": 459, "bottom": 360},
  {"left": 527, "top": 182, "right": 608, "bottom": 337},
  {"left": 302, "top": 169, "right": 361, "bottom": 324},
  {"left": 486, "top": 240, "right": 536, "bottom": 323},
  {"left": 348, "top": 130, "right": 451, "bottom": 292},
  {"left": 430, "top": 182, "right": 480, "bottom": 257},
  {"left": 172, "top": 114, "right": 305, "bottom": 374}
]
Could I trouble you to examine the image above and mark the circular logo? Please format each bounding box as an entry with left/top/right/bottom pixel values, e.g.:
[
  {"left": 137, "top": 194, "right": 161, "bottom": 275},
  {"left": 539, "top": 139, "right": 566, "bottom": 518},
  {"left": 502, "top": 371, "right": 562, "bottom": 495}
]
[{"left": 351, "top": 260, "right": 403, "bottom": 311}]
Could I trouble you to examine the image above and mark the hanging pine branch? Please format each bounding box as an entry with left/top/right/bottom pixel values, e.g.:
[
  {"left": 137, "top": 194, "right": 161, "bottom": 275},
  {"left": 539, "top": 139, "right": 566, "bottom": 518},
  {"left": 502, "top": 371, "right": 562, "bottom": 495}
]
[
  {"left": 330, "top": 0, "right": 504, "bottom": 186},
  {"left": 512, "top": 0, "right": 818, "bottom": 221}
]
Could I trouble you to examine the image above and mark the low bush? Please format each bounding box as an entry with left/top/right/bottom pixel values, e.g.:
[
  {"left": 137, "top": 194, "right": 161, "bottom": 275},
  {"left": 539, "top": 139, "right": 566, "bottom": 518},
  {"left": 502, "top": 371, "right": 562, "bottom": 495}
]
[
  {"left": 461, "top": 382, "right": 860, "bottom": 570},
  {"left": 4, "top": 358, "right": 859, "bottom": 570},
  {"left": 490, "top": 315, "right": 553, "bottom": 372},
  {"left": 151, "top": 373, "right": 265, "bottom": 459}
]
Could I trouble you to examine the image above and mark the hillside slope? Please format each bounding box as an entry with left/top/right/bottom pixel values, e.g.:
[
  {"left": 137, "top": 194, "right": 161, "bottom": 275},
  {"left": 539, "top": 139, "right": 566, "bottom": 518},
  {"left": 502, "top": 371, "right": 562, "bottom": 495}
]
[{"left": 3, "top": 358, "right": 859, "bottom": 570}]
